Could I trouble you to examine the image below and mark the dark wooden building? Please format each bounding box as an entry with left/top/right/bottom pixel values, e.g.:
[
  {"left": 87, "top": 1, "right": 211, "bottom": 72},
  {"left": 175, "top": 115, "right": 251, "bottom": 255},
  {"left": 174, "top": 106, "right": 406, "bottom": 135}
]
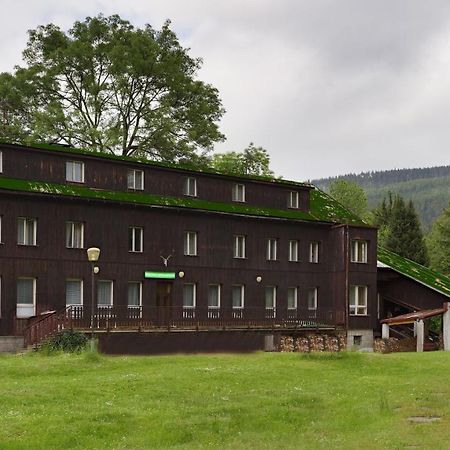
[{"left": 0, "top": 142, "right": 447, "bottom": 353}]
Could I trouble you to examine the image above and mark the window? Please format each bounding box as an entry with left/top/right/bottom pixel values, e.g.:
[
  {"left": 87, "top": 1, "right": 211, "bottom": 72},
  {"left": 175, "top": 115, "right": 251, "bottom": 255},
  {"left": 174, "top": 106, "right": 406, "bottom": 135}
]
[
  {"left": 289, "top": 240, "right": 299, "bottom": 262},
  {"left": 128, "top": 282, "right": 142, "bottom": 318},
  {"left": 18, "top": 217, "right": 37, "bottom": 246},
  {"left": 288, "top": 191, "right": 299, "bottom": 209},
  {"left": 307, "top": 287, "right": 318, "bottom": 310},
  {"left": 129, "top": 227, "right": 143, "bottom": 253},
  {"left": 287, "top": 287, "right": 298, "bottom": 309},
  {"left": 309, "top": 241, "right": 320, "bottom": 263},
  {"left": 66, "top": 222, "right": 84, "bottom": 249},
  {"left": 232, "top": 285, "right": 245, "bottom": 309},
  {"left": 0, "top": 151, "right": 3, "bottom": 173},
  {"left": 184, "top": 177, "right": 197, "bottom": 197},
  {"left": 234, "top": 235, "right": 246, "bottom": 259},
  {"left": 208, "top": 284, "right": 221, "bottom": 308},
  {"left": 66, "top": 279, "right": 83, "bottom": 313},
  {"left": 66, "top": 161, "right": 84, "bottom": 183},
  {"left": 266, "top": 238, "right": 278, "bottom": 261},
  {"left": 183, "top": 283, "right": 196, "bottom": 308},
  {"left": 17, "top": 278, "right": 36, "bottom": 318},
  {"left": 351, "top": 240, "right": 368, "bottom": 263},
  {"left": 127, "top": 169, "right": 144, "bottom": 190},
  {"left": 97, "top": 280, "right": 113, "bottom": 307},
  {"left": 353, "top": 335, "right": 362, "bottom": 346},
  {"left": 265, "top": 286, "right": 276, "bottom": 318},
  {"left": 349, "top": 285, "right": 368, "bottom": 315},
  {"left": 184, "top": 231, "right": 197, "bottom": 256},
  {"left": 232, "top": 184, "right": 246, "bottom": 202}
]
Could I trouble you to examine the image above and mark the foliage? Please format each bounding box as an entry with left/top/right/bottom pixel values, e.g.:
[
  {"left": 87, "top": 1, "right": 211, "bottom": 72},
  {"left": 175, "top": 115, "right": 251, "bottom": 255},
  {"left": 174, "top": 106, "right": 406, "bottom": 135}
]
[
  {"left": 427, "top": 199, "right": 450, "bottom": 276},
  {"left": 0, "top": 14, "right": 225, "bottom": 162},
  {"left": 39, "top": 329, "right": 88, "bottom": 353},
  {"left": 211, "top": 143, "right": 274, "bottom": 177},
  {"left": 2, "top": 352, "right": 450, "bottom": 449},
  {"left": 328, "top": 179, "right": 368, "bottom": 218}
]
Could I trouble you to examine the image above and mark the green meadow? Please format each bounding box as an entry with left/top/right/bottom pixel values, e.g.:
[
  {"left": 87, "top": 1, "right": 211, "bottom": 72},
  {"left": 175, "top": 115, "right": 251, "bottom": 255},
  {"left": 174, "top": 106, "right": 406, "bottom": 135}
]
[{"left": 1, "top": 351, "right": 449, "bottom": 449}]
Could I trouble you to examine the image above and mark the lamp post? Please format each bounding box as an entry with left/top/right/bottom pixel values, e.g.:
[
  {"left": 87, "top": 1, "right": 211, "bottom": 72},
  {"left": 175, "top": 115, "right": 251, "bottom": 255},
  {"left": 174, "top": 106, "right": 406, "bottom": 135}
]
[{"left": 86, "top": 247, "right": 100, "bottom": 350}]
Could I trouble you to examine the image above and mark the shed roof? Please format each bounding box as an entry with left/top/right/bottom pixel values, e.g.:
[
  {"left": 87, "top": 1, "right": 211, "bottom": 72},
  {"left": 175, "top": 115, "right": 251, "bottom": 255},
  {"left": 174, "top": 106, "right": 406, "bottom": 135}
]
[
  {"left": 377, "top": 247, "right": 450, "bottom": 298},
  {"left": 0, "top": 176, "right": 367, "bottom": 225}
]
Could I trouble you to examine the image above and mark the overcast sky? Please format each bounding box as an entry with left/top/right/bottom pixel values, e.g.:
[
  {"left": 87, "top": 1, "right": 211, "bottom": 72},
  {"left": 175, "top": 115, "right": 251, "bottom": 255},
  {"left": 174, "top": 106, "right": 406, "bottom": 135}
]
[{"left": 1, "top": 1, "right": 450, "bottom": 181}]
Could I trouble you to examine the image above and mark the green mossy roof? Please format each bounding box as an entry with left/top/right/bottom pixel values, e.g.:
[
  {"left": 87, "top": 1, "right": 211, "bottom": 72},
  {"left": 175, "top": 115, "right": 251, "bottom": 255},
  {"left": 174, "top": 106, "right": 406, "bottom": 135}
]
[
  {"left": 0, "top": 176, "right": 367, "bottom": 226},
  {"left": 378, "top": 247, "right": 450, "bottom": 298}
]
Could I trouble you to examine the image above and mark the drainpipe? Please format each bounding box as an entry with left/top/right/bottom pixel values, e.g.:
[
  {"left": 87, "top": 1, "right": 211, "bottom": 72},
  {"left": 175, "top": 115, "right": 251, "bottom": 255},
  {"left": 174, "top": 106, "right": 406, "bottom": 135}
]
[{"left": 344, "top": 225, "right": 350, "bottom": 333}]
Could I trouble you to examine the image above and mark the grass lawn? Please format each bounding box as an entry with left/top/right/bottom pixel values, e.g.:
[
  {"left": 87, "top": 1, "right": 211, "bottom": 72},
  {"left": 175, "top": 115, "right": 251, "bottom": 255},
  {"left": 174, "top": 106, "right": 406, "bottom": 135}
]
[{"left": 1, "top": 351, "right": 450, "bottom": 449}]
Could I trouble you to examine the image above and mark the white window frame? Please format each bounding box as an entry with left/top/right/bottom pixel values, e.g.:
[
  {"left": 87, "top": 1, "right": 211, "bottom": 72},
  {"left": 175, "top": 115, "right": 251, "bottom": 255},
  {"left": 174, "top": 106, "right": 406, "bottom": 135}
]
[
  {"left": 129, "top": 227, "right": 143, "bottom": 253},
  {"left": 309, "top": 241, "right": 320, "bottom": 263},
  {"left": 232, "top": 284, "right": 245, "bottom": 309},
  {"left": 183, "top": 283, "right": 196, "bottom": 308},
  {"left": 66, "top": 279, "right": 83, "bottom": 307},
  {"left": 351, "top": 240, "right": 368, "bottom": 263},
  {"left": 0, "top": 151, "right": 3, "bottom": 173},
  {"left": 66, "top": 222, "right": 84, "bottom": 249},
  {"left": 97, "top": 280, "right": 114, "bottom": 307},
  {"left": 307, "top": 287, "right": 318, "bottom": 311},
  {"left": 16, "top": 277, "right": 36, "bottom": 318},
  {"left": 66, "top": 161, "right": 85, "bottom": 183},
  {"left": 184, "top": 177, "right": 197, "bottom": 197},
  {"left": 349, "top": 285, "right": 368, "bottom": 316},
  {"left": 234, "top": 235, "right": 246, "bottom": 259},
  {"left": 265, "top": 286, "right": 277, "bottom": 318},
  {"left": 184, "top": 231, "right": 198, "bottom": 256},
  {"left": 208, "top": 284, "right": 221, "bottom": 309},
  {"left": 266, "top": 238, "right": 278, "bottom": 261},
  {"left": 232, "top": 183, "right": 246, "bottom": 202},
  {"left": 127, "top": 169, "right": 144, "bottom": 190},
  {"left": 288, "top": 240, "right": 299, "bottom": 262},
  {"left": 18, "top": 217, "right": 37, "bottom": 246},
  {"left": 288, "top": 191, "right": 299, "bottom": 209},
  {"left": 287, "top": 287, "right": 298, "bottom": 310}
]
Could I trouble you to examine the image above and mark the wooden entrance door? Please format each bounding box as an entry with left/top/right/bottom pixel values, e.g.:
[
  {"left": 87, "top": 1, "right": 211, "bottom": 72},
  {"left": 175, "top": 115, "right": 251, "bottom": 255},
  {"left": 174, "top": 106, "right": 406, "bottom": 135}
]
[{"left": 156, "top": 282, "right": 172, "bottom": 326}]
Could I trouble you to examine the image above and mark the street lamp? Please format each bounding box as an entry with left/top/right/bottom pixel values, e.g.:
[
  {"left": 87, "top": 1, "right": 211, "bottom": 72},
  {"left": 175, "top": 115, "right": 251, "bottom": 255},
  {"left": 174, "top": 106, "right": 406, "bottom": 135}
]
[{"left": 87, "top": 247, "right": 100, "bottom": 350}]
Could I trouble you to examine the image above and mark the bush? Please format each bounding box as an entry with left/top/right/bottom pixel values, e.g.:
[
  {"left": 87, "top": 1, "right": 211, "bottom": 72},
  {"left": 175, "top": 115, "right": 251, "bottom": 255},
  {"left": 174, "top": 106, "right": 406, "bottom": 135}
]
[{"left": 40, "top": 330, "right": 88, "bottom": 353}]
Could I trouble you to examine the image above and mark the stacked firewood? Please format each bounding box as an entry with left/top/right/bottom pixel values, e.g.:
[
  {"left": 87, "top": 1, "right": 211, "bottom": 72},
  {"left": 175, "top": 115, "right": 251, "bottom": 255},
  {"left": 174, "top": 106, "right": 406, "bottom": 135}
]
[
  {"left": 310, "top": 335, "right": 325, "bottom": 352},
  {"left": 279, "top": 333, "right": 345, "bottom": 353},
  {"left": 279, "top": 336, "right": 295, "bottom": 352},
  {"left": 337, "top": 333, "right": 347, "bottom": 350},
  {"left": 326, "top": 335, "right": 340, "bottom": 352},
  {"left": 295, "top": 336, "right": 311, "bottom": 353},
  {"left": 374, "top": 337, "right": 404, "bottom": 353}
]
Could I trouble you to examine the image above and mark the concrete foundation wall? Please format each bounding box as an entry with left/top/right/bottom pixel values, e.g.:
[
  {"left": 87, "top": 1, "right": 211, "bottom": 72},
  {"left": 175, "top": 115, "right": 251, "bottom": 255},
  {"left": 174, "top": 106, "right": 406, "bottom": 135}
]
[
  {"left": 0, "top": 336, "right": 25, "bottom": 353},
  {"left": 347, "top": 329, "right": 374, "bottom": 350}
]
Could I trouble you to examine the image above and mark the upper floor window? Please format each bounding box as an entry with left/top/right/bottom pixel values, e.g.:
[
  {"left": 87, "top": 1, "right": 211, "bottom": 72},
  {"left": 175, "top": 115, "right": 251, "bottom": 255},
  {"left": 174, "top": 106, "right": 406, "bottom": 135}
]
[
  {"left": 232, "top": 184, "right": 246, "bottom": 202},
  {"left": 307, "top": 287, "right": 318, "bottom": 310},
  {"left": 18, "top": 217, "right": 37, "bottom": 246},
  {"left": 66, "top": 161, "right": 84, "bottom": 183},
  {"left": 234, "top": 235, "right": 246, "bottom": 259},
  {"left": 309, "top": 241, "right": 320, "bottom": 263},
  {"left": 349, "top": 285, "right": 368, "bottom": 315},
  {"left": 184, "top": 177, "right": 197, "bottom": 197},
  {"left": 288, "top": 191, "right": 299, "bottom": 209},
  {"left": 288, "top": 240, "right": 299, "bottom": 262},
  {"left": 129, "top": 227, "right": 143, "bottom": 253},
  {"left": 127, "top": 169, "right": 144, "bottom": 190},
  {"left": 66, "top": 279, "right": 83, "bottom": 307},
  {"left": 184, "top": 231, "right": 198, "bottom": 256},
  {"left": 266, "top": 238, "right": 278, "bottom": 261},
  {"left": 66, "top": 222, "right": 84, "bottom": 249},
  {"left": 351, "top": 240, "right": 368, "bottom": 263},
  {"left": 287, "top": 287, "right": 298, "bottom": 310}
]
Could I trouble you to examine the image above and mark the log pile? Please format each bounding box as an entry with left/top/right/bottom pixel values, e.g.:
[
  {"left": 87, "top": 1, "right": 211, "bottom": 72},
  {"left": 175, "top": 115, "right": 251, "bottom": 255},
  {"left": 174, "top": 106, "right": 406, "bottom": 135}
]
[
  {"left": 373, "top": 337, "right": 416, "bottom": 353},
  {"left": 279, "top": 333, "right": 345, "bottom": 353},
  {"left": 295, "top": 336, "right": 310, "bottom": 353},
  {"left": 310, "top": 335, "right": 325, "bottom": 352},
  {"left": 279, "top": 336, "right": 294, "bottom": 352}
]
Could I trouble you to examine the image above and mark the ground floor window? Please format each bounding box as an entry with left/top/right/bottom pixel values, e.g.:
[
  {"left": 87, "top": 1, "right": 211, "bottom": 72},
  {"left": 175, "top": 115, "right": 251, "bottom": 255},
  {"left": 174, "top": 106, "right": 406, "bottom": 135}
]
[
  {"left": 183, "top": 283, "right": 196, "bottom": 318},
  {"left": 349, "top": 285, "right": 368, "bottom": 315},
  {"left": 232, "top": 285, "right": 245, "bottom": 318},
  {"left": 265, "top": 286, "right": 277, "bottom": 318},
  {"left": 17, "top": 278, "right": 36, "bottom": 318},
  {"left": 128, "top": 282, "right": 142, "bottom": 318},
  {"left": 307, "top": 287, "right": 318, "bottom": 311},
  {"left": 287, "top": 287, "right": 298, "bottom": 310},
  {"left": 97, "top": 280, "right": 113, "bottom": 307}
]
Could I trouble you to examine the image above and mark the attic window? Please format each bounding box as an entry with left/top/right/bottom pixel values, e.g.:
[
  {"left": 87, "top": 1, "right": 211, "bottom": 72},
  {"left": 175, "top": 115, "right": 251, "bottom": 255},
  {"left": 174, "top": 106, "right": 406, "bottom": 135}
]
[
  {"left": 288, "top": 191, "right": 299, "bottom": 209},
  {"left": 66, "top": 161, "right": 84, "bottom": 183},
  {"left": 351, "top": 240, "right": 368, "bottom": 263},
  {"left": 232, "top": 184, "right": 246, "bottom": 202}
]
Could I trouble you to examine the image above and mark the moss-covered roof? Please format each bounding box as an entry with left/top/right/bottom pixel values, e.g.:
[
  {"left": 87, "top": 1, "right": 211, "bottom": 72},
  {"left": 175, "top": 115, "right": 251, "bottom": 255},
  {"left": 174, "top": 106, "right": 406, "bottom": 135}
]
[
  {"left": 0, "top": 176, "right": 367, "bottom": 225},
  {"left": 0, "top": 141, "right": 312, "bottom": 189},
  {"left": 377, "top": 247, "right": 450, "bottom": 298}
]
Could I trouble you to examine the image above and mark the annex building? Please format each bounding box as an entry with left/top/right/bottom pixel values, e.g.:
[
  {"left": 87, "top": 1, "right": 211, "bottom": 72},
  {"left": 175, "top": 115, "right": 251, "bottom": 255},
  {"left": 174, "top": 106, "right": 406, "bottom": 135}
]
[{"left": 0, "top": 142, "right": 449, "bottom": 353}]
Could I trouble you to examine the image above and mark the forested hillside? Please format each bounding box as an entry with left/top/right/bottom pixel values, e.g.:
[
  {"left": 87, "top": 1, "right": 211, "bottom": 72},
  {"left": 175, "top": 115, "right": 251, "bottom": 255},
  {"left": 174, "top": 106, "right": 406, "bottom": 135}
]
[{"left": 313, "top": 166, "right": 450, "bottom": 231}]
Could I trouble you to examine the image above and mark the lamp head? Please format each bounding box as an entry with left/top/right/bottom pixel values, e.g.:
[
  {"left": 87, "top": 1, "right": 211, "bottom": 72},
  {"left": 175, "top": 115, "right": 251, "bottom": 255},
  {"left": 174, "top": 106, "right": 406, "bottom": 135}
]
[{"left": 87, "top": 247, "right": 101, "bottom": 262}]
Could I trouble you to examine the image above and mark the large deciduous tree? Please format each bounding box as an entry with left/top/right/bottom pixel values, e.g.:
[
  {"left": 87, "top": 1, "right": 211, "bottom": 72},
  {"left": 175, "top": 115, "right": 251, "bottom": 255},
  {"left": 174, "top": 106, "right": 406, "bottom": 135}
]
[
  {"left": 328, "top": 179, "right": 368, "bottom": 218},
  {"left": 427, "top": 199, "right": 450, "bottom": 276},
  {"left": 0, "top": 15, "right": 225, "bottom": 162}
]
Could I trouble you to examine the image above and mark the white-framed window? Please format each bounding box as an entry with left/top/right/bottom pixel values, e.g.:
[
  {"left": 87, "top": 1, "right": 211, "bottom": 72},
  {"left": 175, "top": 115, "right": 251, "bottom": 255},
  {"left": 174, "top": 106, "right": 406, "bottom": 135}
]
[
  {"left": 97, "top": 280, "right": 113, "bottom": 307},
  {"left": 183, "top": 283, "right": 196, "bottom": 308},
  {"left": 128, "top": 282, "right": 142, "bottom": 318},
  {"left": 309, "top": 241, "right": 320, "bottom": 263},
  {"left": 127, "top": 169, "right": 144, "bottom": 190},
  {"left": 184, "top": 231, "right": 198, "bottom": 256},
  {"left": 0, "top": 151, "right": 3, "bottom": 173},
  {"left": 351, "top": 240, "right": 368, "bottom": 263},
  {"left": 287, "top": 287, "right": 298, "bottom": 310},
  {"left": 288, "top": 240, "right": 299, "bottom": 262},
  {"left": 66, "top": 279, "right": 83, "bottom": 306},
  {"left": 66, "top": 161, "right": 84, "bottom": 183},
  {"left": 265, "top": 286, "right": 277, "bottom": 318},
  {"left": 288, "top": 191, "right": 299, "bottom": 209},
  {"left": 266, "top": 238, "right": 278, "bottom": 261},
  {"left": 17, "top": 277, "right": 36, "bottom": 318},
  {"left": 66, "top": 222, "right": 84, "bottom": 249},
  {"left": 208, "top": 284, "right": 221, "bottom": 308},
  {"left": 184, "top": 177, "right": 197, "bottom": 197},
  {"left": 349, "top": 285, "right": 368, "bottom": 315},
  {"left": 18, "top": 217, "right": 37, "bottom": 246},
  {"left": 232, "top": 284, "right": 245, "bottom": 309},
  {"left": 307, "top": 287, "right": 318, "bottom": 310},
  {"left": 232, "top": 183, "right": 246, "bottom": 202},
  {"left": 129, "top": 227, "right": 143, "bottom": 253},
  {"left": 234, "top": 235, "right": 246, "bottom": 259}
]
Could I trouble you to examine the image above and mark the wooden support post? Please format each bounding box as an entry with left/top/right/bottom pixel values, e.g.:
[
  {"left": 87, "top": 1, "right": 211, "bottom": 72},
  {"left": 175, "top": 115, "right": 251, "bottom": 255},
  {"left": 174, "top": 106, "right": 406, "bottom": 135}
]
[
  {"left": 443, "top": 303, "right": 450, "bottom": 351},
  {"left": 382, "top": 323, "right": 389, "bottom": 339},
  {"left": 416, "top": 319, "right": 424, "bottom": 353}
]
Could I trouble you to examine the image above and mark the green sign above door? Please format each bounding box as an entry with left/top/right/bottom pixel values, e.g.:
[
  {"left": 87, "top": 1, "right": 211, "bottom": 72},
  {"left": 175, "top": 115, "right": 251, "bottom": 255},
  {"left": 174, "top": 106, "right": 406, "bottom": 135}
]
[{"left": 144, "top": 271, "right": 176, "bottom": 280}]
